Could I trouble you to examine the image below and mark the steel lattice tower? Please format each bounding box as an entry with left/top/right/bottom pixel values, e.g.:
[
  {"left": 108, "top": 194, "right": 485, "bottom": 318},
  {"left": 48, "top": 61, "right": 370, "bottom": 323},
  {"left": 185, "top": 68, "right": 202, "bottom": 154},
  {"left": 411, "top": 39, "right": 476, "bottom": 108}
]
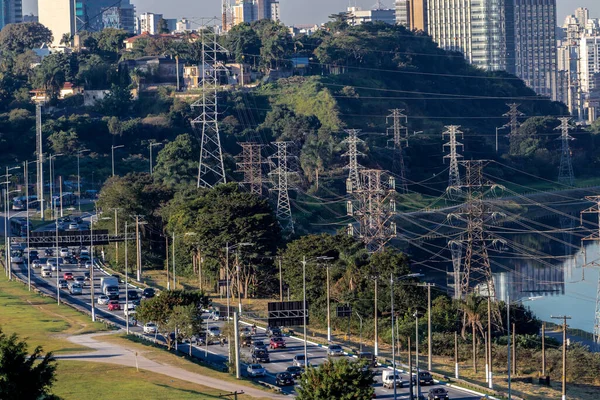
[
  {"left": 442, "top": 125, "right": 464, "bottom": 194},
  {"left": 343, "top": 129, "right": 364, "bottom": 193},
  {"left": 556, "top": 117, "right": 575, "bottom": 186},
  {"left": 386, "top": 109, "right": 409, "bottom": 193},
  {"left": 347, "top": 169, "right": 397, "bottom": 253},
  {"left": 503, "top": 103, "right": 524, "bottom": 154},
  {"left": 269, "top": 142, "right": 296, "bottom": 234},
  {"left": 191, "top": 24, "right": 227, "bottom": 188},
  {"left": 448, "top": 161, "right": 499, "bottom": 298},
  {"left": 579, "top": 196, "right": 600, "bottom": 343},
  {"left": 236, "top": 142, "right": 264, "bottom": 196}
]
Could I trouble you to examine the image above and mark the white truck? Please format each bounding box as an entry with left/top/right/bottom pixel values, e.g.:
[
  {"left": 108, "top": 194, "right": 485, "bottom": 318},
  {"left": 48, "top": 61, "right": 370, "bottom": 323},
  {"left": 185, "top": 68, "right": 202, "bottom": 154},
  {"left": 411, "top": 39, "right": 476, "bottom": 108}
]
[
  {"left": 382, "top": 370, "right": 403, "bottom": 389},
  {"left": 100, "top": 276, "right": 119, "bottom": 299}
]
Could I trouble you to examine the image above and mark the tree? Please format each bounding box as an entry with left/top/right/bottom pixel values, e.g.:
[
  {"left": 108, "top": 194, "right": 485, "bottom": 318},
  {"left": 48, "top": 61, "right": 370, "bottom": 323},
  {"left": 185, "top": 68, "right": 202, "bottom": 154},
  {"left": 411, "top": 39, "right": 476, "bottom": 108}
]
[
  {"left": 0, "top": 22, "right": 53, "bottom": 53},
  {"left": 158, "top": 18, "right": 170, "bottom": 34},
  {"left": 460, "top": 294, "right": 486, "bottom": 373},
  {"left": 96, "top": 28, "right": 128, "bottom": 55},
  {"left": 223, "top": 23, "right": 261, "bottom": 64},
  {"left": 100, "top": 84, "right": 132, "bottom": 117},
  {"left": 135, "top": 290, "right": 210, "bottom": 350},
  {"left": 0, "top": 327, "right": 58, "bottom": 399},
  {"left": 166, "top": 305, "right": 202, "bottom": 355},
  {"left": 48, "top": 129, "right": 80, "bottom": 154},
  {"left": 296, "top": 358, "right": 375, "bottom": 400},
  {"left": 152, "top": 133, "right": 199, "bottom": 188}
]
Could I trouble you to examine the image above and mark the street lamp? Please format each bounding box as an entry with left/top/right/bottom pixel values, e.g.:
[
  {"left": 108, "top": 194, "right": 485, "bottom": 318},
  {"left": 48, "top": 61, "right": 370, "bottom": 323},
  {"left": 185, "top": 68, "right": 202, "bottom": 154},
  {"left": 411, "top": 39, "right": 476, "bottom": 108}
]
[
  {"left": 223, "top": 242, "right": 252, "bottom": 319},
  {"left": 4, "top": 189, "right": 21, "bottom": 280},
  {"left": 414, "top": 309, "right": 424, "bottom": 399},
  {"left": 24, "top": 160, "right": 37, "bottom": 291},
  {"left": 301, "top": 255, "right": 334, "bottom": 367},
  {"left": 111, "top": 145, "right": 124, "bottom": 177},
  {"left": 76, "top": 149, "right": 90, "bottom": 212},
  {"left": 48, "top": 154, "right": 63, "bottom": 220},
  {"left": 149, "top": 142, "right": 163, "bottom": 175},
  {"left": 390, "top": 273, "right": 423, "bottom": 400},
  {"left": 506, "top": 295, "right": 542, "bottom": 399}
]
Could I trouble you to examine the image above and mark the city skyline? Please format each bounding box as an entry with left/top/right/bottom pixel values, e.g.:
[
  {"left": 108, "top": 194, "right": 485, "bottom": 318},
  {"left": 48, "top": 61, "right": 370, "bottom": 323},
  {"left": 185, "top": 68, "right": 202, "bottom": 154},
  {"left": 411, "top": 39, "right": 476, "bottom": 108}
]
[{"left": 20, "top": 0, "right": 600, "bottom": 26}]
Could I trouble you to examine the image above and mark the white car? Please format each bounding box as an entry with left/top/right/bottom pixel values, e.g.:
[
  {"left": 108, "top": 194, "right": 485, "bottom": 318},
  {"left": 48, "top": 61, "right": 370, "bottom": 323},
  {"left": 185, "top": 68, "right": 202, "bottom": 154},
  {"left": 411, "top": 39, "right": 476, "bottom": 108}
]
[
  {"left": 143, "top": 323, "right": 157, "bottom": 334},
  {"left": 10, "top": 253, "right": 23, "bottom": 263},
  {"left": 59, "top": 248, "right": 69, "bottom": 257},
  {"left": 84, "top": 260, "right": 92, "bottom": 269},
  {"left": 32, "top": 260, "right": 41, "bottom": 268},
  {"left": 293, "top": 354, "right": 307, "bottom": 367},
  {"left": 97, "top": 295, "right": 110, "bottom": 305},
  {"left": 68, "top": 223, "right": 78, "bottom": 230},
  {"left": 247, "top": 364, "right": 266, "bottom": 378},
  {"left": 58, "top": 279, "right": 68, "bottom": 289}
]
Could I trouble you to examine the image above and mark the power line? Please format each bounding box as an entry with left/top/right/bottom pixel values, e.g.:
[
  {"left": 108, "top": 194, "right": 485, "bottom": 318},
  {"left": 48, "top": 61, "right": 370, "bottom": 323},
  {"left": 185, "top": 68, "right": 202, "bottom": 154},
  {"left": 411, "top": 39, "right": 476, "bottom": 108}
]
[
  {"left": 442, "top": 125, "right": 464, "bottom": 195},
  {"left": 236, "top": 142, "right": 264, "bottom": 196},
  {"left": 386, "top": 109, "right": 409, "bottom": 194},
  {"left": 342, "top": 129, "right": 365, "bottom": 192}
]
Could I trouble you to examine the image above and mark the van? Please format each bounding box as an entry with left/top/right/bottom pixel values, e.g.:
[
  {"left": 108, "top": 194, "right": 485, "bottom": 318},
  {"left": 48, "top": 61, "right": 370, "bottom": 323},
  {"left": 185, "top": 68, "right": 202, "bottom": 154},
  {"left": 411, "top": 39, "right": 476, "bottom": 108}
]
[
  {"left": 41, "top": 266, "right": 52, "bottom": 278},
  {"left": 357, "top": 352, "right": 376, "bottom": 368},
  {"left": 382, "top": 370, "right": 403, "bottom": 389}
]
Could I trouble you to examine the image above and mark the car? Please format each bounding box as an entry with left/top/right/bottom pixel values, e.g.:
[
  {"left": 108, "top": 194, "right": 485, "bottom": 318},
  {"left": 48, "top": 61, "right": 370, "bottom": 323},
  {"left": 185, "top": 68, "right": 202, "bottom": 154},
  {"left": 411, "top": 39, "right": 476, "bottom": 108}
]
[
  {"left": 143, "top": 322, "right": 158, "bottom": 334},
  {"left": 251, "top": 349, "right": 270, "bottom": 363},
  {"left": 241, "top": 336, "right": 252, "bottom": 348},
  {"left": 209, "top": 310, "right": 221, "bottom": 321},
  {"left": 46, "top": 259, "right": 56, "bottom": 267},
  {"left": 59, "top": 248, "right": 69, "bottom": 257},
  {"left": 286, "top": 366, "right": 303, "bottom": 379},
  {"left": 239, "top": 326, "right": 252, "bottom": 338},
  {"left": 84, "top": 272, "right": 90, "bottom": 281},
  {"left": 270, "top": 337, "right": 286, "bottom": 349},
  {"left": 267, "top": 326, "right": 282, "bottom": 337},
  {"left": 419, "top": 371, "right": 435, "bottom": 386},
  {"left": 63, "top": 272, "right": 74, "bottom": 280},
  {"left": 142, "top": 287, "right": 155, "bottom": 299},
  {"left": 97, "top": 295, "right": 110, "bottom": 305},
  {"left": 32, "top": 260, "right": 41, "bottom": 268},
  {"left": 65, "top": 256, "right": 76, "bottom": 264},
  {"left": 68, "top": 223, "right": 78, "bottom": 230},
  {"left": 293, "top": 354, "right": 307, "bottom": 367},
  {"left": 58, "top": 279, "right": 68, "bottom": 289},
  {"left": 382, "top": 370, "right": 403, "bottom": 389},
  {"left": 74, "top": 276, "right": 85, "bottom": 286},
  {"left": 328, "top": 344, "right": 344, "bottom": 356},
  {"left": 84, "top": 260, "right": 92, "bottom": 269},
  {"left": 51, "top": 264, "right": 61, "bottom": 272},
  {"left": 69, "top": 283, "right": 83, "bottom": 295},
  {"left": 29, "top": 250, "right": 39, "bottom": 258},
  {"left": 107, "top": 300, "right": 121, "bottom": 311},
  {"left": 251, "top": 340, "right": 267, "bottom": 352},
  {"left": 357, "top": 352, "right": 376, "bottom": 368},
  {"left": 44, "top": 249, "right": 53, "bottom": 256},
  {"left": 275, "top": 372, "right": 294, "bottom": 386},
  {"left": 208, "top": 326, "right": 221, "bottom": 337},
  {"left": 246, "top": 364, "right": 266, "bottom": 378},
  {"left": 428, "top": 388, "right": 449, "bottom": 400},
  {"left": 10, "top": 252, "right": 24, "bottom": 263}
]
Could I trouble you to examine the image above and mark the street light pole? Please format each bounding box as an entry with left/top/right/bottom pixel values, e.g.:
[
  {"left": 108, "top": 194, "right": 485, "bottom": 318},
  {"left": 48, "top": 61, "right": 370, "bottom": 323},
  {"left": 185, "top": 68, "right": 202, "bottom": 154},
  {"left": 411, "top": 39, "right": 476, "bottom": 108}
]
[
  {"left": 77, "top": 149, "right": 89, "bottom": 212},
  {"left": 90, "top": 213, "right": 95, "bottom": 322},
  {"left": 302, "top": 255, "right": 308, "bottom": 366},
  {"left": 390, "top": 273, "right": 397, "bottom": 400},
  {"left": 326, "top": 262, "right": 331, "bottom": 342},
  {"left": 111, "top": 145, "right": 124, "bottom": 177},
  {"left": 414, "top": 310, "right": 422, "bottom": 399},
  {"left": 551, "top": 315, "right": 572, "bottom": 400},
  {"left": 125, "top": 221, "right": 129, "bottom": 334},
  {"left": 355, "top": 311, "right": 363, "bottom": 352},
  {"left": 236, "top": 250, "right": 242, "bottom": 314}
]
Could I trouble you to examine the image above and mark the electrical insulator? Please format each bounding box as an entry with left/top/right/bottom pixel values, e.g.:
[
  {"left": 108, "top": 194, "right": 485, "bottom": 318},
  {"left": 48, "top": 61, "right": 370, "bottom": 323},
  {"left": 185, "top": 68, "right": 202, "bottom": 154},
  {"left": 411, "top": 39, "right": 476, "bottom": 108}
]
[
  {"left": 391, "top": 222, "right": 397, "bottom": 236},
  {"left": 346, "top": 200, "right": 353, "bottom": 216},
  {"left": 389, "top": 176, "right": 396, "bottom": 190},
  {"left": 390, "top": 199, "right": 396, "bottom": 213},
  {"left": 347, "top": 224, "right": 354, "bottom": 236},
  {"left": 346, "top": 178, "right": 353, "bottom": 194}
]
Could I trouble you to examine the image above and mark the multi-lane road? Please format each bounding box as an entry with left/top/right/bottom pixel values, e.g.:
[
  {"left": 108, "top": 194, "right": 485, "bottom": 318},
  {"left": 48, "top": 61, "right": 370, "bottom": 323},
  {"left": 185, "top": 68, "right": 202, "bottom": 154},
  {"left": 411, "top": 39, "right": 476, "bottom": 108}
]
[{"left": 10, "top": 249, "right": 483, "bottom": 399}]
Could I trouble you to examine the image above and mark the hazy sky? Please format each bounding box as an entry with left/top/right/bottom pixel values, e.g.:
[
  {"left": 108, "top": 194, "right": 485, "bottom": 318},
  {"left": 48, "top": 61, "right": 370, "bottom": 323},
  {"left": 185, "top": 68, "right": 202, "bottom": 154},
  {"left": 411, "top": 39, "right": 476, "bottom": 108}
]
[{"left": 22, "top": 0, "right": 600, "bottom": 26}]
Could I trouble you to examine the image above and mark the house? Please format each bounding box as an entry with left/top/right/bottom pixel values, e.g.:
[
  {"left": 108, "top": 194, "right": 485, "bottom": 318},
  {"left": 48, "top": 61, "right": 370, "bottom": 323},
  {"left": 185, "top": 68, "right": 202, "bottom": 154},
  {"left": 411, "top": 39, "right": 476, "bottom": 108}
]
[
  {"left": 83, "top": 90, "right": 110, "bottom": 106},
  {"left": 226, "top": 63, "right": 251, "bottom": 86},
  {"left": 119, "top": 56, "right": 184, "bottom": 88},
  {"left": 30, "top": 82, "right": 83, "bottom": 102}
]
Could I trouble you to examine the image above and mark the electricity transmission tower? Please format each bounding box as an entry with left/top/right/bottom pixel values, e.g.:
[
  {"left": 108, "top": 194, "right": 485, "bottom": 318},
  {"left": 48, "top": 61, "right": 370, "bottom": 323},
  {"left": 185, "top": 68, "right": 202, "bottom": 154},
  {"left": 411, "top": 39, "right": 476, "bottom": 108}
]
[
  {"left": 191, "top": 24, "right": 227, "bottom": 188},
  {"left": 269, "top": 142, "right": 296, "bottom": 234},
  {"left": 556, "top": 117, "right": 575, "bottom": 186},
  {"left": 347, "top": 169, "right": 397, "bottom": 253},
  {"left": 448, "top": 161, "right": 502, "bottom": 298},
  {"left": 343, "top": 129, "right": 364, "bottom": 192},
  {"left": 442, "top": 125, "right": 464, "bottom": 194},
  {"left": 579, "top": 196, "right": 600, "bottom": 343},
  {"left": 503, "top": 103, "right": 524, "bottom": 153},
  {"left": 386, "top": 109, "right": 409, "bottom": 194},
  {"left": 236, "top": 143, "right": 264, "bottom": 196}
]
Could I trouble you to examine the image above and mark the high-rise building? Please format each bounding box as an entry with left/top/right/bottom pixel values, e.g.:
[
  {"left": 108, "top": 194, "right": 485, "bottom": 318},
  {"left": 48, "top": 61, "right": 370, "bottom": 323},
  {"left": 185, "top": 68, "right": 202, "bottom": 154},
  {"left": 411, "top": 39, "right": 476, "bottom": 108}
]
[
  {"left": 575, "top": 7, "right": 589, "bottom": 28},
  {"left": 138, "top": 12, "right": 163, "bottom": 34},
  {"left": 347, "top": 6, "right": 396, "bottom": 26},
  {"left": 39, "top": 0, "right": 74, "bottom": 46},
  {"left": 580, "top": 36, "right": 600, "bottom": 94},
  {"left": 231, "top": 0, "right": 280, "bottom": 27},
  {"left": 1, "top": 0, "right": 23, "bottom": 29},
  {"left": 395, "top": 0, "right": 409, "bottom": 26}
]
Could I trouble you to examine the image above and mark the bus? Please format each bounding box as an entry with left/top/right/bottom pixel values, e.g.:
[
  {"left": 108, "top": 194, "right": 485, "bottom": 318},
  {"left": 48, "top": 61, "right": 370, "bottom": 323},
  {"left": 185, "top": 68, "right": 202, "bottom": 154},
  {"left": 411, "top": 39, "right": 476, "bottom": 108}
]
[
  {"left": 9, "top": 218, "right": 30, "bottom": 237},
  {"left": 12, "top": 195, "right": 39, "bottom": 211}
]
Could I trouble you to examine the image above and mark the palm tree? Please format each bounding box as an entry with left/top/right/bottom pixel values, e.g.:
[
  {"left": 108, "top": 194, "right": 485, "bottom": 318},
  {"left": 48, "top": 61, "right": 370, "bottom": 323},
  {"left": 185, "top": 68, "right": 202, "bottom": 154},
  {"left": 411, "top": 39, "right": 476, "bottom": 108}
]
[{"left": 460, "top": 293, "right": 486, "bottom": 373}]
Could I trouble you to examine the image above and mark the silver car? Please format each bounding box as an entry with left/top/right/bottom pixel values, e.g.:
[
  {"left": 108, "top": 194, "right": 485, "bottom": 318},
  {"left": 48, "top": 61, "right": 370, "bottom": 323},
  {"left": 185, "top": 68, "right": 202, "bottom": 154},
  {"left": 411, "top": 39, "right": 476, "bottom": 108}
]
[
  {"left": 247, "top": 364, "right": 266, "bottom": 378},
  {"left": 293, "top": 354, "right": 307, "bottom": 367},
  {"left": 328, "top": 344, "right": 344, "bottom": 356},
  {"left": 97, "top": 295, "right": 110, "bottom": 305}
]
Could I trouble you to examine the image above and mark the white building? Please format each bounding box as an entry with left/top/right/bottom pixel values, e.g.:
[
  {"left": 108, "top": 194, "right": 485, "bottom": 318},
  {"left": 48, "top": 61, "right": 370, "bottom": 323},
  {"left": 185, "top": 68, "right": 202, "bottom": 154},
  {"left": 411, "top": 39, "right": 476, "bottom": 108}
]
[
  {"left": 175, "top": 18, "right": 191, "bottom": 32},
  {"left": 138, "top": 12, "right": 162, "bottom": 34},
  {"left": 346, "top": 6, "right": 396, "bottom": 26},
  {"left": 580, "top": 36, "right": 600, "bottom": 94},
  {"left": 232, "top": 0, "right": 280, "bottom": 27},
  {"left": 39, "top": 0, "right": 74, "bottom": 47}
]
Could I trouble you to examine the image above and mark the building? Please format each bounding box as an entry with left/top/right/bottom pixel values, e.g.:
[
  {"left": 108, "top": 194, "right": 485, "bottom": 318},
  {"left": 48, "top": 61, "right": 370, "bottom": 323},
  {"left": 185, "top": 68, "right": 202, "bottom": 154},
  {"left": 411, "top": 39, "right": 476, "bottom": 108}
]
[
  {"left": 346, "top": 6, "right": 396, "bottom": 26},
  {"left": 509, "top": 0, "right": 557, "bottom": 98},
  {"left": 580, "top": 36, "right": 600, "bottom": 94},
  {"left": 39, "top": 0, "right": 74, "bottom": 46},
  {"left": 1, "top": 0, "right": 22, "bottom": 29},
  {"left": 231, "top": 0, "right": 280, "bottom": 27},
  {"left": 138, "top": 12, "right": 163, "bottom": 34},
  {"left": 101, "top": 4, "right": 136, "bottom": 34},
  {"left": 176, "top": 18, "right": 191, "bottom": 32},
  {"left": 395, "top": 0, "right": 409, "bottom": 26},
  {"left": 394, "top": 0, "right": 426, "bottom": 31}
]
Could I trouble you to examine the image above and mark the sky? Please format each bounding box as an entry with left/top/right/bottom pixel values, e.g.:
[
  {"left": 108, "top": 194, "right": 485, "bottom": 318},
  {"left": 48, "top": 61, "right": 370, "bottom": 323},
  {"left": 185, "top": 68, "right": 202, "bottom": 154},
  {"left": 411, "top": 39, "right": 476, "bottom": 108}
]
[{"left": 22, "top": 0, "right": 600, "bottom": 27}]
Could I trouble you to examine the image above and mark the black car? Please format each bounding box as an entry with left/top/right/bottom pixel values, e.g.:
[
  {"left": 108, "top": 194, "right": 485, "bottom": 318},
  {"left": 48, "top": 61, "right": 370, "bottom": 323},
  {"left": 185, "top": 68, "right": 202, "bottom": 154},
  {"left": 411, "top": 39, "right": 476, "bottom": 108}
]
[
  {"left": 267, "top": 326, "right": 282, "bottom": 337},
  {"left": 419, "top": 371, "right": 435, "bottom": 386},
  {"left": 127, "top": 290, "right": 140, "bottom": 304},
  {"left": 44, "top": 249, "right": 53, "bottom": 256},
  {"left": 252, "top": 349, "right": 270, "bottom": 363},
  {"left": 142, "top": 288, "right": 156, "bottom": 299},
  {"left": 286, "top": 366, "right": 303, "bottom": 379},
  {"left": 275, "top": 372, "right": 294, "bottom": 386},
  {"left": 428, "top": 388, "right": 449, "bottom": 400}
]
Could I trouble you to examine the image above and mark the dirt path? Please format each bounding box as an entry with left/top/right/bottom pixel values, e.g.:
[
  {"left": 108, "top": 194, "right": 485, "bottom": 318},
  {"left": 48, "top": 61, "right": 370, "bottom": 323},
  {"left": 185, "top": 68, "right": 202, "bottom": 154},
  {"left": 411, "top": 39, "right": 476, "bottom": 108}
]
[{"left": 57, "top": 332, "right": 287, "bottom": 399}]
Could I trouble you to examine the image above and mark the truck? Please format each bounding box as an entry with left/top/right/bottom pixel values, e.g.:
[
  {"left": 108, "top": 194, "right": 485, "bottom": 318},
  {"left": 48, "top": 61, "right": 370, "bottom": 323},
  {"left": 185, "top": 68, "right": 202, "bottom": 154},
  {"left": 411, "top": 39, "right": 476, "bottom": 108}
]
[
  {"left": 100, "top": 277, "right": 119, "bottom": 299},
  {"left": 382, "top": 370, "right": 403, "bottom": 389}
]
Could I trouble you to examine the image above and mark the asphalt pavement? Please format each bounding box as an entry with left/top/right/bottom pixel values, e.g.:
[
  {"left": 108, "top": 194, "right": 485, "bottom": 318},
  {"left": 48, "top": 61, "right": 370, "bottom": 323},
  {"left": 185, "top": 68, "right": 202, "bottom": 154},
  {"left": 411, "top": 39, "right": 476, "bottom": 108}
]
[{"left": 10, "top": 249, "right": 484, "bottom": 400}]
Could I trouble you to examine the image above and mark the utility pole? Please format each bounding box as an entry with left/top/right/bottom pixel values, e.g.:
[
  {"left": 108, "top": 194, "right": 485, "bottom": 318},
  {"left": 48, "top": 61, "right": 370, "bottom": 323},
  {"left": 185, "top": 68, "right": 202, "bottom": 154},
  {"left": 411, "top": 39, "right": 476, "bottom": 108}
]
[
  {"left": 36, "top": 103, "right": 44, "bottom": 220},
  {"left": 447, "top": 161, "right": 501, "bottom": 298},
  {"left": 442, "top": 125, "right": 464, "bottom": 194},
  {"left": 342, "top": 129, "right": 364, "bottom": 192},
  {"left": 191, "top": 23, "right": 227, "bottom": 188},
  {"left": 487, "top": 295, "right": 493, "bottom": 388},
  {"left": 542, "top": 322, "right": 546, "bottom": 376},
  {"left": 454, "top": 331, "right": 459, "bottom": 379},
  {"left": 386, "top": 109, "right": 409, "bottom": 194},
  {"left": 419, "top": 283, "right": 435, "bottom": 371},
  {"left": 135, "top": 215, "right": 141, "bottom": 281},
  {"left": 269, "top": 142, "right": 296, "bottom": 234},
  {"left": 556, "top": 117, "right": 575, "bottom": 186},
  {"left": 236, "top": 142, "right": 264, "bottom": 196},
  {"left": 347, "top": 169, "right": 397, "bottom": 253},
  {"left": 503, "top": 103, "right": 524, "bottom": 154},
  {"left": 278, "top": 257, "right": 283, "bottom": 301},
  {"left": 551, "top": 315, "right": 571, "bottom": 400},
  {"left": 579, "top": 196, "right": 600, "bottom": 344}
]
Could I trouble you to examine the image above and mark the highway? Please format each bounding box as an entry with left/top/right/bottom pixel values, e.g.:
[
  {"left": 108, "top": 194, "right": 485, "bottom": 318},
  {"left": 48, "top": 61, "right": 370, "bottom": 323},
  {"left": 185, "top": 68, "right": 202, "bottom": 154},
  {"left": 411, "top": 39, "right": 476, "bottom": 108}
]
[{"left": 10, "top": 250, "right": 483, "bottom": 400}]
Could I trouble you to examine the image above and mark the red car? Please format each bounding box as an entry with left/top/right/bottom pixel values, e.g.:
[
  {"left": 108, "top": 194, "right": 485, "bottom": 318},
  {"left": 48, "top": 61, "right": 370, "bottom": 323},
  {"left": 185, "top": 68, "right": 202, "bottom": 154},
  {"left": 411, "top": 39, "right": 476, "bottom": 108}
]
[
  {"left": 270, "top": 337, "right": 286, "bottom": 349},
  {"left": 107, "top": 300, "right": 121, "bottom": 311},
  {"left": 63, "top": 272, "right": 74, "bottom": 280}
]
